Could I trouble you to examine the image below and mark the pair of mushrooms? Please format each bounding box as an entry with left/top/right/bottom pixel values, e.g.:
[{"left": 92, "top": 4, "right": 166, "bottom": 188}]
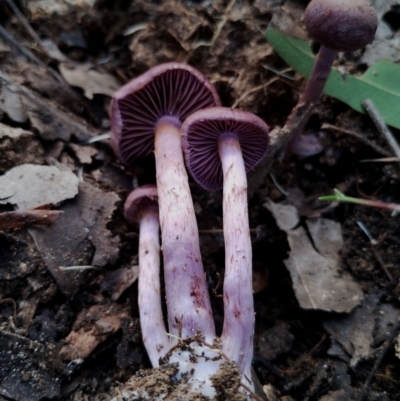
[
  {"left": 111, "top": 62, "right": 268, "bottom": 398},
  {"left": 110, "top": 0, "right": 377, "bottom": 398}
]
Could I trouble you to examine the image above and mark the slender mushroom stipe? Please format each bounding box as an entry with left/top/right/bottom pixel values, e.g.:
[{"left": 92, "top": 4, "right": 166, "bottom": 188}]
[{"left": 124, "top": 185, "right": 169, "bottom": 367}]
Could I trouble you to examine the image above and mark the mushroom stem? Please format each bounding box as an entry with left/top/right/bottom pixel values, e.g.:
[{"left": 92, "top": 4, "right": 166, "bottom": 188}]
[
  {"left": 219, "top": 134, "right": 254, "bottom": 385},
  {"left": 285, "top": 45, "right": 337, "bottom": 140},
  {"left": 154, "top": 117, "right": 215, "bottom": 342},
  {"left": 298, "top": 45, "right": 337, "bottom": 104},
  {"left": 138, "top": 210, "right": 169, "bottom": 367}
]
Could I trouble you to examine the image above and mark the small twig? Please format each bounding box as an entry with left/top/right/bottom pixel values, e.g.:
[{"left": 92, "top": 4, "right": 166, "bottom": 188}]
[
  {"left": 82, "top": 133, "right": 111, "bottom": 144},
  {"left": 360, "top": 157, "right": 400, "bottom": 163},
  {"left": 0, "top": 298, "right": 17, "bottom": 318},
  {"left": 0, "top": 23, "right": 81, "bottom": 101},
  {"left": 232, "top": 77, "right": 280, "bottom": 109},
  {"left": 356, "top": 319, "right": 400, "bottom": 401},
  {"left": 0, "top": 23, "right": 46, "bottom": 67},
  {"left": 4, "top": 0, "right": 45, "bottom": 48},
  {"left": 308, "top": 333, "right": 327, "bottom": 355},
  {"left": 59, "top": 265, "right": 97, "bottom": 271},
  {"left": 356, "top": 221, "right": 378, "bottom": 245},
  {"left": 210, "top": 0, "right": 237, "bottom": 49},
  {"left": 356, "top": 221, "right": 394, "bottom": 283},
  {"left": 269, "top": 173, "right": 288, "bottom": 196},
  {"left": 321, "top": 123, "right": 391, "bottom": 156},
  {"left": 362, "top": 99, "right": 400, "bottom": 159},
  {"left": 370, "top": 246, "right": 394, "bottom": 283}
]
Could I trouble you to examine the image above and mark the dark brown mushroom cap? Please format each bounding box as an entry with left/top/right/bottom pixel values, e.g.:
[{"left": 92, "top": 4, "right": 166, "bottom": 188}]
[
  {"left": 110, "top": 62, "right": 221, "bottom": 166},
  {"left": 182, "top": 108, "right": 269, "bottom": 191},
  {"left": 304, "top": 0, "right": 378, "bottom": 52},
  {"left": 124, "top": 184, "right": 158, "bottom": 226}
]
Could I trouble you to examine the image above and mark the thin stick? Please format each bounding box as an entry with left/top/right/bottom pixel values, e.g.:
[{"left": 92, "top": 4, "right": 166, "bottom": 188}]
[
  {"left": 0, "top": 23, "right": 45, "bottom": 67},
  {"left": 0, "top": 23, "right": 81, "bottom": 101},
  {"left": 232, "top": 77, "right": 280, "bottom": 109},
  {"left": 362, "top": 99, "right": 400, "bottom": 158},
  {"left": 321, "top": 123, "right": 391, "bottom": 156},
  {"left": 4, "top": 0, "right": 45, "bottom": 48},
  {"left": 356, "top": 320, "right": 400, "bottom": 401}
]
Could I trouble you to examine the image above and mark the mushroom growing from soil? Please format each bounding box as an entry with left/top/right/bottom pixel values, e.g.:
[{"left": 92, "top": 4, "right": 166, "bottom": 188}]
[
  {"left": 182, "top": 107, "right": 269, "bottom": 386},
  {"left": 110, "top": 63, "right": 221, "bottom": 342},
  {"left": 124, "top": 185, "right": 168, "bottom": 367},
  {"left": 286, "top": 0, "right": 378, "bottom": 155}
]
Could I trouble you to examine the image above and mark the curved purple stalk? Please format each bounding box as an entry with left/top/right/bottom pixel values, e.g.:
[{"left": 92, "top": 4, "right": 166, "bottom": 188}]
[{"left": 286, "top": 45, "right": 337, "bottom": 155}]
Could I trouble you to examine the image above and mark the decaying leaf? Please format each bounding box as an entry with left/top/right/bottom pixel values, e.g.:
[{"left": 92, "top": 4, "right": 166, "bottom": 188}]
[
  {"left": 59, "top": 303, "right": 130, "bottom": 361},
  {"left": 27, "top": 0, "right": 96, "bottom": 19},
  {"left": 0, "top": 71, "right": 94, "bottom": 141},
  {"left": 101, "top": 264, "right": 140, "bottom": 301},
  {"left": 59, "top": 63, "right": 121, "bottom": 99},
  {"left": 30, "top": 181, "right": 120, "bottom": 295},
  {"left": 265, "top": 200, "right": 363, "bottom": 313},
  {"left": 0, "top": 123, "right": 45, "bottom": 173},
  {"left": 318, "top": 389, "right": 350, "bottom": 401},
  {"left": 323, "top": 291, "right": 400, "bottom": 368},
  {"left": 323, "top": 292, "right": 377, "bottom": 368},
  {"left": 0, "top": 123, "right": 32, "bottom": 139},
  {"left": 0, "top": 164, "right": 79, "bottom": 210},
  {"left": 68, "top": 143, "right": 98, "bottom": 164}
]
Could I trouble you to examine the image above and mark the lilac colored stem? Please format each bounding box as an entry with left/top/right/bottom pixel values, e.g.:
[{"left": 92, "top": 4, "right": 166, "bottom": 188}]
[
  {"left": 285, "top": 45, "right": 337, "bottom": 150},
  {"left": 219, "top": 134, "right": 254, "bottom": 387},
  {"left": 138, "top": 210, "right": 169, "bottom": 367},
  {"left": 154, "top": 117, "right": 215, "bottom": 342},
  {"left": 299, "top": 45, "right": 337, "bottom": 105}
]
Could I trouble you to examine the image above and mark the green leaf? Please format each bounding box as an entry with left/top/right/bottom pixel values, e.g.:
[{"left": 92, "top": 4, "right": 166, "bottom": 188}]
[{"left": 265, "top": 26, "right": 400, "bottom": 130}]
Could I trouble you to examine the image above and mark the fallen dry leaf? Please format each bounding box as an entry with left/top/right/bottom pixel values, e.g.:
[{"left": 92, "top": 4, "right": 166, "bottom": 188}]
[
  {"left": 60, "top": 303, "right": 130, "bottom": 361},
  {"left": 101, "top": 264, "right": 139, "bottom": 301},
  {"left": 59, "top": 63, "right": 120, "bottom": 99},
  {"left": 0, "top": 71, "right": 94, "bottom": 141},
  {"left": 27, "top": 0, "right": 96, "bottom": 19},
  {"left": 318, "top": 389, "right": 350, "bottom": 401},
  {"left": 0, "top": 164, "right": 79, "bottom": 210},
  {"left": 68, "top": 143, "right": 98, "bottom": 164},
  {"left": 265, "top": 200, "right": 364, "bottom": 313},
  {"left": 30, "top": 181, "right": 120, "bottom": 295},
  {"left": 0, "top": 122, "right": 31, "bottom": 140}
]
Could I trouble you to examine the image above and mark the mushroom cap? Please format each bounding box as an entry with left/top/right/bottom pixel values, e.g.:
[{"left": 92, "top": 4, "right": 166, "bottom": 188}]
[
  {"left": 182, "top": 107, "right": 269, "bottom": 191},
  {"left": 124, "top": 184, "right": 158, "bottom": 226},
  {"left": 304, "top": 0, "right": 378, "bottom": 52},
  {"left": 110, "top": 62, "right": 221, "bottom": 166}
]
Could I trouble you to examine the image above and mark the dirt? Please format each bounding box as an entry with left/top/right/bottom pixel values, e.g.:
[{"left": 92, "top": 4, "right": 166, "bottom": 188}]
[{"left": 1, "top": 0, "right": 400, "bottom": 400}]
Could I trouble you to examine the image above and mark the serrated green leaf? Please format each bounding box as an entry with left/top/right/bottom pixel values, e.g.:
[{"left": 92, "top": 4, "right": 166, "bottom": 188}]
[{"left": 265, "top": 26, "right": 400, "bottom": 130}]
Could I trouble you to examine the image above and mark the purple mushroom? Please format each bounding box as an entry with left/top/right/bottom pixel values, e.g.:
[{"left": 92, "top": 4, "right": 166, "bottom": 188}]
[
  {"left": 110, "top": 63, "right": 221, "bottom": 342},
  {"left": 285, "top": 0, "right": 378, "bottom": 155},
  {"left": 182, "top": 107, "right": 269, "bottom": 386},
  {"left": 124, "top": 185, "right": 169, "bottom": 367}
]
